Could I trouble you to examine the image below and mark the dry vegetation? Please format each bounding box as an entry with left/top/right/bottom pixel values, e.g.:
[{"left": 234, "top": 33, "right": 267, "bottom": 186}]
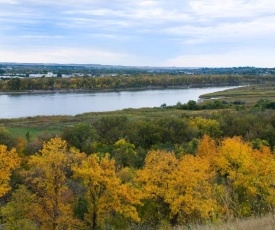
[{"left": 177, "top": 214, "right": 275, "bottom": 230}]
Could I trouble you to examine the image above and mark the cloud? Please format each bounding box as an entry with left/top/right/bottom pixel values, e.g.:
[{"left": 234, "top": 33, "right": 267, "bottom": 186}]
[
  {"left": 164, "top": 51, "right": 275, "bottom": 68},
  {"left": 0, "top": 0, "right": 19, "bottom": 3},
  {"left": 189, "top": 0, "right": 275, "bottom": 19},
  {"left": 1, "top": 0, "right": 275, "bottom": 66},
  {"left": 0, "top": 47, "right": 132, "bottom": 65},
  {"left": 163, "top": 14, "right": 275, "bottom": 45}
]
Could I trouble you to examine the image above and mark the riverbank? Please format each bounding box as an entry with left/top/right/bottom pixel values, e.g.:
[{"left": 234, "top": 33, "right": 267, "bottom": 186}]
[{"left": 0, "top": 83, "right": 244, "bottom": 95}]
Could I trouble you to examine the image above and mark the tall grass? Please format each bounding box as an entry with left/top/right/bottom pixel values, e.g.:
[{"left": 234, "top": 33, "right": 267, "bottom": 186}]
[{"left": 173, "top": 214, "right": 275, "bottom": 230}]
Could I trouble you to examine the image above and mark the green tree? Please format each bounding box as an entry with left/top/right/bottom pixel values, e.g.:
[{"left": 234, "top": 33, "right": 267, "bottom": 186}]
[
  {"left": 62, "top": 123, "right": 98, "bottom": 153},
  {"left": 8, "top": 78, "right": 21, "bottom": 90},
  {"left": 94, "top": 116, "right": 128, "bottom": 145},
  {"left": 1, "top": 185, "right": 39, "bottom": 229},
  {"left": 112, "top": 139, "right": 137, "bottom": 168},
  {"left": 0, "top": 127, "right": 16, "bottom": 150}
]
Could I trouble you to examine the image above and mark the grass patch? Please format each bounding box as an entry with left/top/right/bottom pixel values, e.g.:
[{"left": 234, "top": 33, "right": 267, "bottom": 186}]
[
  {"left": 7, "top": 127, "right": 61, "bottom": 140},
  {"left": 200, "top": 84, "right": 275, "bottom": 107},
  {"left": 175, "top": 214, "right": 275, "bottom": 230}
]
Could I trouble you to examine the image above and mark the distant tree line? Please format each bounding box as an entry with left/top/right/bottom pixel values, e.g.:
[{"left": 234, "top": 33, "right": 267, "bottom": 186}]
[
  {"left": 0, "top": 74, "right": 273, "bottom": 91},
  {"left": 1, "top": 64, "right": 275, "bottom": 75}
]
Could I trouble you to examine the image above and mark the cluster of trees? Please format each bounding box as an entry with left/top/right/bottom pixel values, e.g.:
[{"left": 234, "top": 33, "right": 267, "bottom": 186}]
[
  {"left": 253, "top": 99, "right": 275, "bottom": 111},
  {"left": 0, "top": 74, "right": 271, "bottom": 91},
  {"left": 1, "top": 135, "right": 275, "bottom": 229},
  {"left": 173, "top": 99, "right": 233, "bottom": 110},
  {"left": 172, "top": 98, "right": 275, "bottom": 111},
  {"left": 1, "top": 110, "right": 275, "bottom": 228}
]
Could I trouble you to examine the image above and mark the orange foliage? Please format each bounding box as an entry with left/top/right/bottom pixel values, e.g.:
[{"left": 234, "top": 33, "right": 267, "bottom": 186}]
[
  {"left": 0, "top": 145, "right": 20, "bottom": 197},
  {"left": 73, "top": 154, "right": 142, "bottom": 229}
]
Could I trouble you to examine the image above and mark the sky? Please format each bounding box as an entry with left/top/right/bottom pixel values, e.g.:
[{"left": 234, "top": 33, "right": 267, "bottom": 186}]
[{"left": 0, "top": 0, "right": 275, "bottom": 67}]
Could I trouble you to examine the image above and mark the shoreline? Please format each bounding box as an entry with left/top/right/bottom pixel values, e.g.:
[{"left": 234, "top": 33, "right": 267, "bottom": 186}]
[{"left": 0, "top": 83, "right": 244, "bottom": 95}]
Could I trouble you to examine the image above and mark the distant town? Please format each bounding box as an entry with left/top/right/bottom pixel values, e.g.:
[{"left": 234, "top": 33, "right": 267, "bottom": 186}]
[{"left": 0, "top": 63, "right": 275, "bottom": 79}]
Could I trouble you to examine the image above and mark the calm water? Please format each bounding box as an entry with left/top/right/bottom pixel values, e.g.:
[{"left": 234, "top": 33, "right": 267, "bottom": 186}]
[{"left": 0, "top": 86, "right": 237, "bottom": 118}]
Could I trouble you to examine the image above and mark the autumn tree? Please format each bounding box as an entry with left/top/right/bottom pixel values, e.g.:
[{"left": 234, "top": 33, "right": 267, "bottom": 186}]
[
  {"left": 166, "top": 155, "right": 217, "bottom": 224},
  {"left": 0, "top": 145, "right": 20, "bottom": 198},
  {"left": 135, "top": 150, "right": 177, "bottom": 225},
  {"left": 196, "top": 135, "right": 218, "bottom": 164},
  {"left": 136, "top": 150, "right": 217, "bottom": 226},
  {"left": 73, "top": 154, "right": 142, "bottom": 229},
  {"left": 24, "top": 137, "right": 85, "bottom": 230},
  {"left": 189, "top": 117, "right": 222, "bottom": 138},
  {"left": 211, "top": 137, "right": 275, "bottom": 218}
]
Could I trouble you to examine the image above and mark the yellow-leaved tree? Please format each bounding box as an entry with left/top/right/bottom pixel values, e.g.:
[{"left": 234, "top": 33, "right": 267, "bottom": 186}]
[
  {"left": 196, "top": 135, "right": 217, "bottom": 162},
  {"left": 189, "top": 117, "right": 222, "bottom": 138},
  {"left": 211, "top": 136, "right": 275, "bottom": 218},
  {"left": 73, "top": 154, "right": 142, "bottom": 229},
  {"left": 24, "top": 137, "right": 85, "bottom": 230},
  {"left": 136, "top": 150, "right": 217, "bottom": 226},
  {"left": 0, "top": 145, "right": 20, "bottom": 198},
  {"left": 166, "top": 154, "right": 217, "bottom": 224},
  {"left": 135, "top": 150, "right": 178, "bottom": 225}
]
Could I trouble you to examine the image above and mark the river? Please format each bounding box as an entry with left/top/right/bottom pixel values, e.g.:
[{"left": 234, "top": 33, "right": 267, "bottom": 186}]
[{"left": 0, "top": 86, "right": 237, "bottom": 118}]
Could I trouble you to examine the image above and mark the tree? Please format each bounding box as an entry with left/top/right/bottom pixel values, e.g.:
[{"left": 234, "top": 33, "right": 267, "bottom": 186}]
[
  {"left": 189, "top": 117, "right": 222, "bottom": 138},
  {"left": 135, "top": 150, "right": 177, "bottom": 225},
  {"left": 0, "top": 145, "right": 20, "bottom": 197},
  {"left": 185, "top": 100, "right": 198, "bottom": 110},
  {"left": 136, "top": 150, "right": 217, "bottom": 225},
  {"left": 166, "top": 155, "right": 217, "bottom": 224},
  {"left": 62, "top": 123, "right": 98, "bottom": 153},
  {"left": 213, "top": 137, "right": 275, "bottom": 217},
  {"left": 8, "top": 78, "right": 21, "bottom": 90},
  {"left": 24, "top": 137, "right": 85, "bottom": 229},
  {"left": 126, "top": 121, "right": 162, "bottom": 149},
  {"left": 0, "top": 127, "right": 16, "bottom": 150},
  {"left": 112, "top": 139, "right": 137, "bottom": 168},
  {"left": 73, "top": 154, "right": 142, "bottom": 229},
  {"left": 196, "top": 135, "right": 217, "bottom": 162},
  {"left": 94, "top": 116, "right": 128, "bottom": 145},
  {"left": 1, "top": 185, "right": 39, "bottom": 229}
]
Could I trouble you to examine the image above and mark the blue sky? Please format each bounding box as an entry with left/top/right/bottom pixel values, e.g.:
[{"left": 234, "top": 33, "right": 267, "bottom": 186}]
[{"left": 1, "top": 0, "right": 275, "bottom": 67}]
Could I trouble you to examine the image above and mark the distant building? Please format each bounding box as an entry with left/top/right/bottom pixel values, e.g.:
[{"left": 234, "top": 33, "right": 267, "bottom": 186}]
[
  {"left": 29, "top": 74, "right": 44, "bottom": 78},
  {"left": 29, "top": 72, "right": 57, "bottom": 78},
  {"left": 46, "top": 72, "right": 54, "bottom": 77}
]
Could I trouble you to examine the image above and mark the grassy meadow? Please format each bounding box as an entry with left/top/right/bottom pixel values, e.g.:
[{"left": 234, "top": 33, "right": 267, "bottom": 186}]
[{"left": 200, "top": 84, "right": 275, "bottom": 107}]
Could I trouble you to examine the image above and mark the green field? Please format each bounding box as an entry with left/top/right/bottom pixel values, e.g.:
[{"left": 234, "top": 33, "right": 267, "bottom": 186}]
[{"left": 200, "top": 84, "right": 275, "bottom": 106}]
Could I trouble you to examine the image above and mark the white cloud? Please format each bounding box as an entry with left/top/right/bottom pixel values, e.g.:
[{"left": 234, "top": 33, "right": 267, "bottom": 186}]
[
  {"left": 1, "top": 0, "right": 275, "bottom": 66},
  {"left": 0, "top": 0, "right": 19, "bottom": 3},
  {"left": 162, "top": 14, "right": 275, "bottom": 44},
  {"left": 189, "top": 0, "right": 275, "bottom": 19},
  {"left": 0, "top": 47, "right": 132, "bottom": 65},
  {"left": 164, "top": 52, "right": 275, "bottom": 68}
]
